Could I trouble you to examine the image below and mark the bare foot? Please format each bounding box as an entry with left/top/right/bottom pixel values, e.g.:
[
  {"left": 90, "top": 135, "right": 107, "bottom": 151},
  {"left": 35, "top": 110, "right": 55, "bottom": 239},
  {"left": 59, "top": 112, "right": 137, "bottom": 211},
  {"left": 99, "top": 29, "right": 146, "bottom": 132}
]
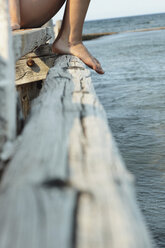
[
  {"left": 52, "top": 39, "right": 104, "bottom": 74},
  {"left": 11, "top": 23, "right": 20, "bottom": 31}
]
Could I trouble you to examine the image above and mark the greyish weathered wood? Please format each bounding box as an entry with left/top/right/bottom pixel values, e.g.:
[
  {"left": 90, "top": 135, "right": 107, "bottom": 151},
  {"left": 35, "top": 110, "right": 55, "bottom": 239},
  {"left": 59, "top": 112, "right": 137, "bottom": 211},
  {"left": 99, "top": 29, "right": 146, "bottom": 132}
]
[
  {"left": 13, "top": 27, "right": 52, "bottom": 61},
  {"left": 16, "top": 81, "right": 43, "bottom": 118},
  {"left": 42, "top": 19, "right": 55, "bottom": 43},
  {"left": 0, "top": 0, "right": 16, "bottom": 158},
  {"left": 15, "top": 44, "right": 57, "bottom": 85},
  {"left": 0, "top": 55, "right": 153, "bottom": 248}
]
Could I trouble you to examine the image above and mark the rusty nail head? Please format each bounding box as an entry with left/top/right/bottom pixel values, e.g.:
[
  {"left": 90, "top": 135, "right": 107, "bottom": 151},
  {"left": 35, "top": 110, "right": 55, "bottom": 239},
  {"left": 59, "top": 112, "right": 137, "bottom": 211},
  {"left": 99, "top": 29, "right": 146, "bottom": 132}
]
[{"left": 27, "top": 58, "right": 35, "bottom": 67}]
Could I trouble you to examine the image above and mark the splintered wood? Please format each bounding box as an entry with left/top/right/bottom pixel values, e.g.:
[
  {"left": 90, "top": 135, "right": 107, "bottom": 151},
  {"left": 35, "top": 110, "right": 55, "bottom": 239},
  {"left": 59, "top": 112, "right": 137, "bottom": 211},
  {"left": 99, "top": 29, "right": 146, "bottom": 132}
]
[{"left": 0, "top": 55, "right": 153, "bottom": 248}]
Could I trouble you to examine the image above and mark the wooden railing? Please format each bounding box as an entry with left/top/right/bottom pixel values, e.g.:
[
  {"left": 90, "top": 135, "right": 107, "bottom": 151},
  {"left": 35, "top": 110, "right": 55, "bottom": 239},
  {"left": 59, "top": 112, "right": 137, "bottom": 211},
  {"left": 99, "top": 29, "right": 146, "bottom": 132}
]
[{"left": 0, "top": 1, "right": 153, "bottom": 247}]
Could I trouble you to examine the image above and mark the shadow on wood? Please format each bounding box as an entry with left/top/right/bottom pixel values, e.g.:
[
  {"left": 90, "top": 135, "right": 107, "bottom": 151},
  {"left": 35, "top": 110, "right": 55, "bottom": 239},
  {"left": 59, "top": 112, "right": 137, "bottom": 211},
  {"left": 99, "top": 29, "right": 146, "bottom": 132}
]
[{"left": 0, "top": 55, "right": 153, "bottom": 248}]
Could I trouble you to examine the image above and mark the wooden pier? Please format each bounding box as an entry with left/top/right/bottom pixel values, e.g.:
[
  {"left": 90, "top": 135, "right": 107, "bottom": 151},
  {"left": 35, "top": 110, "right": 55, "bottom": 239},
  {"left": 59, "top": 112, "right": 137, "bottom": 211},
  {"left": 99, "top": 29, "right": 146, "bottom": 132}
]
[{"left": 0, "top": 1, "right": 153, "bottom": 247}]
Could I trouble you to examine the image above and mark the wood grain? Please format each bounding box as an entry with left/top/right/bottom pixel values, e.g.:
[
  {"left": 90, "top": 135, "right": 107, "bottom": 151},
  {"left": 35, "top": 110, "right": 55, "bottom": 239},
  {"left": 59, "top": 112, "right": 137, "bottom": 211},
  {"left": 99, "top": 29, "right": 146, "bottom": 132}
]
[
  {"left": 13, "top": 27, "right": 52, "bottom": 61},
  {"left": 15, "top": 45, "right": 57, "bottom": 85},
  {"left": 0, "top": 55, "right": 153, "bottom": 248}
]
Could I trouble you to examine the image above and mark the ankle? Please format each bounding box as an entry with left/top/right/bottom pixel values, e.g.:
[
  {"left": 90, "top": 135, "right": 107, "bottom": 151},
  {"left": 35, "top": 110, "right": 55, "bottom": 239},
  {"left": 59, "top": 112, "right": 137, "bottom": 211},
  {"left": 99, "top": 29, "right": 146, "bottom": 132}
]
[
  {"left": 54, "top": 35, "right": 82, "bottom": 48},
  {"left": 68, "top": 39, "right": 82, "bottom": 47}
]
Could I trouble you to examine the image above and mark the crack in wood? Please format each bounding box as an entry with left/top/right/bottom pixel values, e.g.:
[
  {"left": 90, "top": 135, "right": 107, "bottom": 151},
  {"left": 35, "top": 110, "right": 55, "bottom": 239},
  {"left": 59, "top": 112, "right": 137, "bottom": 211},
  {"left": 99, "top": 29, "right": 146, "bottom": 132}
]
[
  {"left": 63, "top": 66, "right": 85, "bottom": 71},
  {"left": 42, "top": 178, "right": 71, "bottom": 189}
]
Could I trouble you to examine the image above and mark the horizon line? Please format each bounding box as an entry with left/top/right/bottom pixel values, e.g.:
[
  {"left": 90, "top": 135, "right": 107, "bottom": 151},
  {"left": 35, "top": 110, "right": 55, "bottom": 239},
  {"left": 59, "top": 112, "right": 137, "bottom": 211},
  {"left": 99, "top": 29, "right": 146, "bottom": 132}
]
[{"left": 85, "top": 11, "right": 165, "bottom": 22}]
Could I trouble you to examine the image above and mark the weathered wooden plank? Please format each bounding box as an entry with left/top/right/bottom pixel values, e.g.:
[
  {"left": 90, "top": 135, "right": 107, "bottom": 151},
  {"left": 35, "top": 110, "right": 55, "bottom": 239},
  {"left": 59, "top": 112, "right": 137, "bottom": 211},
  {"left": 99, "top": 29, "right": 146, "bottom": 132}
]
[
  {"left": 15, "top": 55, "right": 55, "bottom": 85},
  {"left": 13, "top": 27, "right": 52, "bottom": 61},
  {"left": 42, "top": 19, "right": 55, "bottom": 43},
  {"left": 15, "top": 45, "right": 57, "bottom": 85},
  {"left": 16, "top": 81, "right": 43, "bottom": 118},
  {"left": 0, "top": 0, "right": 16, "bottom": 158},
  {"left": 0, "top": 185, "right": 77, "bottom": 248},
  {"left": 0, "top": 55, "right": 153, "bottom": 247}
]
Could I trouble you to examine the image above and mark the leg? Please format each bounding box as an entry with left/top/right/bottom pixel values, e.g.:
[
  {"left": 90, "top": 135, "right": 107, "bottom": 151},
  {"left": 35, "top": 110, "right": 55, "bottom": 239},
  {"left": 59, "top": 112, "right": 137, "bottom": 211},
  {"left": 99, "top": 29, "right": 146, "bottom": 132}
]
[
  {"left": 9, "top": 0, "right": 104, "bottom": 74},
  {"left": 20, "top": 0, "right": 65, "bottom": 28},
  {"left": 52, "top": 0, "right": 104, "bottom": 74},
  {"left": 9, "top": 0, "right": 65, "bottom": 29},
  {"left": 9, "top": 0, "right": 21, "bottom": 30}
]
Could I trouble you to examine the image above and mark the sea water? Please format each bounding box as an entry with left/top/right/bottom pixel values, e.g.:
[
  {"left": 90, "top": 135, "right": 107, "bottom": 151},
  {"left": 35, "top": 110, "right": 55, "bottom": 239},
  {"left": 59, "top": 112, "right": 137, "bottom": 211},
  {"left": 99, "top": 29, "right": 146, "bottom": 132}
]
[{"left": 84, "top": 13, "right": 165, "bottom": 248}]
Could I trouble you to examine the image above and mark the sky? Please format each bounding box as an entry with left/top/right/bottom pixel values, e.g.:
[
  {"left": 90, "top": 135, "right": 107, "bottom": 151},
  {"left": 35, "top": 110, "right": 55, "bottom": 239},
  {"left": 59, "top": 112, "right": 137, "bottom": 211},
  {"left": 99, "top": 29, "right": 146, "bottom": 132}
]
[{"left": 53, "top": 0, "right": 165, "bottom": 22}]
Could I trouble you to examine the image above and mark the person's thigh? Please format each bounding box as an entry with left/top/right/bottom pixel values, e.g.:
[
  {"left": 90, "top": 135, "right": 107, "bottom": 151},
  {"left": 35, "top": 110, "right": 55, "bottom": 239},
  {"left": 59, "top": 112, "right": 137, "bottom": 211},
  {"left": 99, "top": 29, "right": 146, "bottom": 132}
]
[{"left": 20, "top": 0, "right": 65, "bottom": 28}]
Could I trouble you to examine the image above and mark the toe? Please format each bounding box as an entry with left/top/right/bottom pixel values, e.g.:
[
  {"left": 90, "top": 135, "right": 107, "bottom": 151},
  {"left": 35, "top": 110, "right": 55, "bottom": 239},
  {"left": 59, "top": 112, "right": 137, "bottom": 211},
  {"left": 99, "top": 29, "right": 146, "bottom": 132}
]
[
  {"left": 96, "top": 67, "right": 105, "bottom": 74},
  {"left": 93, "top": 58, "right": 105, "bottom": 74}
]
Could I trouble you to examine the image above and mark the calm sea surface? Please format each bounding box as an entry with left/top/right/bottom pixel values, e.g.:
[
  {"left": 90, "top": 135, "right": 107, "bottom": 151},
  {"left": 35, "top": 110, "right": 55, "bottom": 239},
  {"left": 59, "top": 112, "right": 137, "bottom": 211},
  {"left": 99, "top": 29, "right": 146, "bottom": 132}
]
[{"left": 84, "top": 13, "right": 165, "bottom": 248}]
